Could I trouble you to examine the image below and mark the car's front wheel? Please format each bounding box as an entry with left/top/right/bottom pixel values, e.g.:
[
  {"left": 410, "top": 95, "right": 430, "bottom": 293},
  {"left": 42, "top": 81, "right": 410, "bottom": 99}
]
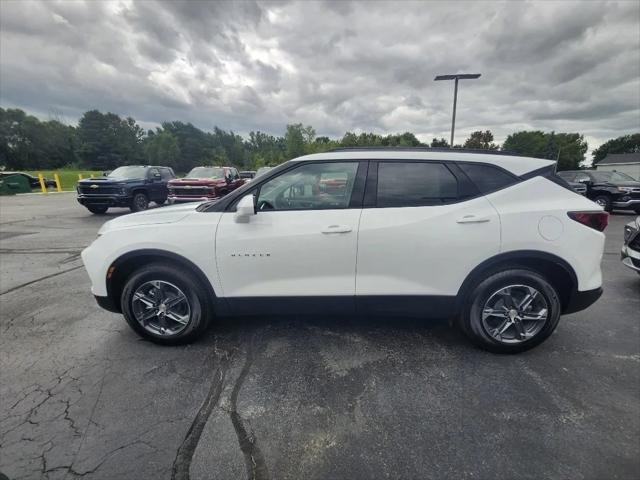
[
  {"left": 593, "top": 195, "right": 612, "bottom": 212},
  {"left": 86, "top": 205, "right": 108, "bottom": 214},
  {"left": 120, "top": 263, "right": 213, "bottom": 345},
  {"left": 458, "top": 269, "right": 561, "bottom": 353},
  {"left": 130, "top": 192, "right": 149, "bottom": 212}
]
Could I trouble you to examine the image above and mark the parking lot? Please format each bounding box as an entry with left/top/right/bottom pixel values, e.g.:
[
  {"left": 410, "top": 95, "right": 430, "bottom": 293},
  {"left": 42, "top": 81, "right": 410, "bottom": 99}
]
[{"left": 0, "top": 193, "right": 638, "bottom": 480}]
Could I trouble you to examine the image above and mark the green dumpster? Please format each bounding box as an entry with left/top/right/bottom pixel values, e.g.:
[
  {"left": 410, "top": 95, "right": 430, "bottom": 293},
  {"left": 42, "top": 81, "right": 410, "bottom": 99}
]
[{"left": 0, "top": 173, "right": 32, "bottom": 195}]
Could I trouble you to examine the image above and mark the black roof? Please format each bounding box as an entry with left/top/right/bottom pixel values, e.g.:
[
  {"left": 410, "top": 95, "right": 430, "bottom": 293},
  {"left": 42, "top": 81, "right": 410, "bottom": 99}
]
[
  {"left": 327, "top": 146, "right": 521, "bottom": 156},
  {"left": 598, "top": 152, "right": 640, "bottom": 165}
]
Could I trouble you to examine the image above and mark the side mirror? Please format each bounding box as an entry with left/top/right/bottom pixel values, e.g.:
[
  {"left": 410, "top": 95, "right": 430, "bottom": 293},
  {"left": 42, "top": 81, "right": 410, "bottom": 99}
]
[
  {"left": 235, "top": 195, "right": 255, "bottom": 223},
  {"left": 154, "top": 173, "right": 162, "bottom": 180}
]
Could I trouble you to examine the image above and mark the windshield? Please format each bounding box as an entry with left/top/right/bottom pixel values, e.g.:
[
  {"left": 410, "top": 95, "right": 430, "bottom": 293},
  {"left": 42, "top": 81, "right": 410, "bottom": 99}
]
[
  {"left": 590, "top": 171, "right": 637, "bottom": 183},
  {"left": 186, "top": 167, "right": 225, "bottom": 179},
  {"left": 107, "top": 166, "right": 146, "bottom": 179}
]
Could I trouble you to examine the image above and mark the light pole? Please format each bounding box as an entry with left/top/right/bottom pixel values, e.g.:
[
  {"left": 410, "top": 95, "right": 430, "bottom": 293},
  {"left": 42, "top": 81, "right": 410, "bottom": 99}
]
[{"left": 434, "top": 73, "right": 481, "bottom": 147}]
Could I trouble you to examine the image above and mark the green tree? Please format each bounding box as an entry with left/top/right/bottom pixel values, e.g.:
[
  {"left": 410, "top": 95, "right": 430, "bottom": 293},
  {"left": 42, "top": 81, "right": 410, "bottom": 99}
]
[
  {"left": 592, "top": 133, "right": 640, "bottom": 164},
  {"left": 143, "top": 129, "right": 180, "bottom": 168},
  {"left": 161, "top": 121, "right": 212, "bottom": 172},
  {"left": 463, "top": 130, "right": 498, "bottom": 150},
  {"left": 0, "top": 108, "right": 77, "bottom": 169},
  {"left": 430, "top": 137, "right": 449, "bottom": 147},
  {"left": 285, "top": 123, "right": 307, "bottom": 158},
  {"left": 77, "top": 110, "right": 144, "bottom": 169},
  {"left": 502, "top": 130, "right": 587, "bottom": 170},
  {"left": 554, "top": 133, "right": 588, "bottom": 171},
  {"left": 503, "top": 130, "right": 548, "bottom": 158}
]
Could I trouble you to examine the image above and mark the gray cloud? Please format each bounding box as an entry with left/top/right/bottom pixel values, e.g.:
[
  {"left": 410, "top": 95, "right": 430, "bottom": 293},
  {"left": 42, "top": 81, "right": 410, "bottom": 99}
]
[{"left": 1, "top": 0, "right": 638, "bottom": 150}]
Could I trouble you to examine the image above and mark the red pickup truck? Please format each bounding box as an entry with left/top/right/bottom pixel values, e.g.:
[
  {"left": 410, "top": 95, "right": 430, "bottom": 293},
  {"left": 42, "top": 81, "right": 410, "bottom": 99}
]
[{"left": 168, "top": 166, "right": 246, "bottom": 204}]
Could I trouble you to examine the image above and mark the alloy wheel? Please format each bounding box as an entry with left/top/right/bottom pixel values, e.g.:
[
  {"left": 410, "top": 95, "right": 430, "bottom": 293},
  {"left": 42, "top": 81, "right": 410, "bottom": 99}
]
[
  {"left": 131, "top": 280, "right": 191, "bottom": 336},
  {"left": 481, "top": 284, "right": 549, "bottom": 344},
  {"left": 134, "top": 194, "right": 148, "bottom": 210}
]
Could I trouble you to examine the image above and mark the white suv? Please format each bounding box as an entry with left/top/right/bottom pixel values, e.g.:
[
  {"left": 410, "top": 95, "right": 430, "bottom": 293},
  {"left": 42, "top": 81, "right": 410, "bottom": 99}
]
[{"left": 82, "top": 148, "right": 608, "bottom": 353}]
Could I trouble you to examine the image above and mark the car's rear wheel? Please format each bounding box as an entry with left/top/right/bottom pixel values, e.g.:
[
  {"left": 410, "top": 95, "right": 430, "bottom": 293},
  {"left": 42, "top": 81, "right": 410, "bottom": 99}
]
[
  {"left": 86, "top": 205, "right": 108, "bottom": 214},
  {"left": 458, "top": 269, "right": 561, "bottom": 353},
  {"left": 593, "top": 195, "right": 612, "bottom": 212},
  {"left": 130, "top": 192, "right": 149, "bottom": 212},
  {"left": 120, "top": 263, "right": 213, "bottom": 345}
]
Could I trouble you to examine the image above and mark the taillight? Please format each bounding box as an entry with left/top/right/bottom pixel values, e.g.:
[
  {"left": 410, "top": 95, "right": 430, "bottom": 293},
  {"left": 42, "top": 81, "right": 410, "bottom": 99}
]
[{"left": 567, "top": 211, "right": 609, "bottom": 232}]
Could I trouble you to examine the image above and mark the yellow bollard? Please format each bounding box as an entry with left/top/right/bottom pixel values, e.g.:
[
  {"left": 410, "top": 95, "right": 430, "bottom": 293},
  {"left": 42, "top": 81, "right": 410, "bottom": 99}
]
[
  {"left": 54, "top": 173, "right": 62, "bottom": 192},
  {"left": 78, "top": 173, "right": 83, "bottom": 180},
  {"left": 37, "top": 173, "right": 47, "bottom": 193}
]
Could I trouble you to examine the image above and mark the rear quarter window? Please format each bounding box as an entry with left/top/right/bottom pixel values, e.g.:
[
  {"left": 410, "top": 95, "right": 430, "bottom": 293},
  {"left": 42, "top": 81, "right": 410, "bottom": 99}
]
[{"left": 458, "top": 163, "right": 518, "bottom": 194}]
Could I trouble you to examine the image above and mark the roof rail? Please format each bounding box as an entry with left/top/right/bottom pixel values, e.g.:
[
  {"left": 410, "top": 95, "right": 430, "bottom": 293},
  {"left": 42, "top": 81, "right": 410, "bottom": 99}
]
[{"left": 326, "top": 146, "right": 521, "bottom": 156}]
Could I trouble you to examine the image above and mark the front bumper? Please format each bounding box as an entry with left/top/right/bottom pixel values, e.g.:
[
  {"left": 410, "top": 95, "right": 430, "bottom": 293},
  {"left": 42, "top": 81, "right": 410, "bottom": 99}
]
[
  {"left": 168, "top": 195, "right": 219, "bottom": 204},
  {"left": 564, "top": 287, "right": 603, "bottom": 314},
  {"left": 77, "top": 194, "right": 132, "bottom": 208},
  {"left": 612, "top": 198, "right": 640, "bottom": 208},
  {"left": 621, "top": 245, "right": 640, "bottom": 272},
  {"left": 94, "top": 294, "right": 121, "bottom": 313}
]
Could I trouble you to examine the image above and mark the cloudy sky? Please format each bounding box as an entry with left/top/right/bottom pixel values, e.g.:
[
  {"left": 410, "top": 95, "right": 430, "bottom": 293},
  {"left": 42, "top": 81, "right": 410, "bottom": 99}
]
[{"left": 1, "top": 0, "right": 639, "bottom": 150}]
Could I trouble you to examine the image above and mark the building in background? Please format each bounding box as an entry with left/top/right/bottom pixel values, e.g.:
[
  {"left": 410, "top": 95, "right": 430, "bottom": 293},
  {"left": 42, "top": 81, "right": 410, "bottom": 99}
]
[{"left": 595, "top": 153, "right": 640, "bottom": 180}]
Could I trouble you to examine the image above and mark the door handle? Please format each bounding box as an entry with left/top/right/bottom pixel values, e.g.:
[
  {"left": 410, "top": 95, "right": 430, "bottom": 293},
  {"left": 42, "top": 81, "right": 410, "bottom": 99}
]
[
  {"left": 321, "top": 225, "right": 352, "bottom": 234},
  {"left": 456, "top": 215, "right": 490, "bottom": 224}
]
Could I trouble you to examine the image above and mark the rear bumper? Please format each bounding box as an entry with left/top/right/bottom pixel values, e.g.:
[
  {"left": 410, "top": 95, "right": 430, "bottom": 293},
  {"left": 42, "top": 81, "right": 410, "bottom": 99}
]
[
  {"left": 77, "top": 194, "right": 131, "bottom": 207},
  {"left": 94, "top": 294, "right": 121, "bottom": 313},
  {"left": 564, "top": 287, "right": 603, "bottom": 314}
]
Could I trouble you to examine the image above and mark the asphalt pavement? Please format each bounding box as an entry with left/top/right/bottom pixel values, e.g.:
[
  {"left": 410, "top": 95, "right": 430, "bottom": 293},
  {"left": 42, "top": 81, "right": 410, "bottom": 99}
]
[{"left": 1, "top": 193, "right": 638, "bottom": 480}]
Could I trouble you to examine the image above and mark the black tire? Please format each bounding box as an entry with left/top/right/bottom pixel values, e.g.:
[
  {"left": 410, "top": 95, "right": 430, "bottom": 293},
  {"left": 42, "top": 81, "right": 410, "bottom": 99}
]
[
  {"left": 593, "top": 195, "right": 612, "bottom": 212},
  {"left": 130, "top": 192, "right": 149, "bottom": 212},
  {"left": 86, "top": 205, "right": 108, "bottom": 214},
  {"left": 156, "top": 196, "right": 167, "bottom": 206},
  {"left": 457, "top": 269, "right": 561, "bottom": 354},
  {"left": 120, "top": 263, "right": 213, "bottom": 345}
]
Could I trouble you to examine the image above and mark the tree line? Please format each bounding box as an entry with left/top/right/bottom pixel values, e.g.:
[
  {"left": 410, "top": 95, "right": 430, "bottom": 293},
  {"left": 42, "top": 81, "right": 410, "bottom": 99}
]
[{"left": 1, "top": 107, "right": 638, "bottom": 173}]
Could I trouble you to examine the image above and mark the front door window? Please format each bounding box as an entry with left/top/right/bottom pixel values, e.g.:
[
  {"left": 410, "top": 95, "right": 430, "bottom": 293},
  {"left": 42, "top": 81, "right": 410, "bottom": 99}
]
[{"left": 256, "top": 162, "right": 359, "bottom": 211}]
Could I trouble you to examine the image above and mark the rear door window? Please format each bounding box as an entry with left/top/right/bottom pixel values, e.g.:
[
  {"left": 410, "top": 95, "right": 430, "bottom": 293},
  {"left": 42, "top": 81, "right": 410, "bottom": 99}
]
[{"left": 376, "top": 162, "right": 458, "bottom": 207}]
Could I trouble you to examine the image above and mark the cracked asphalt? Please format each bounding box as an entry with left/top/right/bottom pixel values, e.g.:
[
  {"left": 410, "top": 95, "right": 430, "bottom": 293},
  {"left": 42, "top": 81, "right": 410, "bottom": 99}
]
[{"left": 1, "top": 193, "right": 639, "bottom": 480}]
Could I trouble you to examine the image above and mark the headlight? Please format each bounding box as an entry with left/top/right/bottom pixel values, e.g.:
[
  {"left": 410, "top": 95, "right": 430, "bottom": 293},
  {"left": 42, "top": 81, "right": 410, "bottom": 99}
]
[
  {"left": 624, "top": 225, "right": 638, "bottom": 242},
  {"left": 618, "top": 187, "right": 633, "bottom": 193}
]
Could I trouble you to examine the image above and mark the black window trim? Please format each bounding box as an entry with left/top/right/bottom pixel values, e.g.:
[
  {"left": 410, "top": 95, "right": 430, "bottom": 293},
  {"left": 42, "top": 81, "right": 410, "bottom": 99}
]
[
  {"left": 202, "top": 157, "right": 530, "bottom": 213},
  {"left": 366, "top": 159, "right": 519, "bottom": 208},
  {"left": 224, "top": 159, "right": 368, "bottom": 213}
]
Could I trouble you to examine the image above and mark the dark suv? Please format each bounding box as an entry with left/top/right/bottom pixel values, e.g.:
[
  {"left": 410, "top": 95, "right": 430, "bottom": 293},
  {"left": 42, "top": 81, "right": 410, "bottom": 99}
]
[
  {"left": 77, "top": 165, "right": 175, "bottom": 214},
  {"left": 557, "top": 170, "right": 640, "bottom": 213}
]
